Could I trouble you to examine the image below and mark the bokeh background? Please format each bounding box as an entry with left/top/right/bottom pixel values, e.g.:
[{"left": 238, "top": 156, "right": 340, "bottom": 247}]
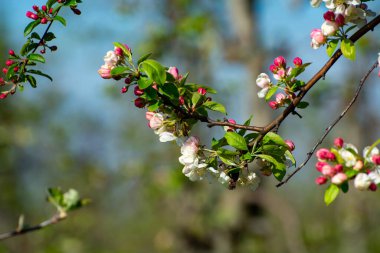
[{"left": 0, "top": 0, "right": 380, "bottom": 252}]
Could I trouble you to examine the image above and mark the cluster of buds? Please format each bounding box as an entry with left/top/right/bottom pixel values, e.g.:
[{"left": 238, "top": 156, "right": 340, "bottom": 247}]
[
  {"left": 26, "top": 5, "right": 54, "bottom": 24},
  {"left": 0, "top": 49, "right": 20, "bottom": 100},
  {"left": 315, "top": 137, "right": 380, "bottom": 192},
  {"left": 310, "top": 0, "right": 375, "bottom": 49},
  {"left": 256, "top": 56, "right": 308, "bottom": 110}
]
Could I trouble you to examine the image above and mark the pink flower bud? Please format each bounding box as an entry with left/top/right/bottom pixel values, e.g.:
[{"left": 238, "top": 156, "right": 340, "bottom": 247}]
[
  {"left": 8, "top": 49, "right": 15, "bottom": 56},
  {"left": 41, "top": 18, "right": 48, "bottom": 24},
  {"left": 315, "top": 176, "right": 328, "bottom": 185},
  {"left": 268, "top": 101, "right": 278, "bottom": 110},
  {"left": 13, "top": 66, "right": 19, "bottom": 72},
  {"left": 372, "top": 154, "right": 380, "bottom": 165},
  {"left": 353, "top": 160, "right": 364, "bottom": 171},
  {"left": 323, "top": 10, "right": 335, "bottom": 21},
  {"left": 316, "top": 161, "right": 328, "bottom": 172},
  {"left": 5, "top": 60, "right": 13, "bottom": 66},
  {"left": 134, "top": 86, "right": 144, "bottom": 96},
  {"left": 334, "top": 164, "right": 343, "bottom": 173},
  {"left": 49, "top": 8, "right": 53, "bottom": 14},
  {"left": 179, "top": 96, "right": 185, "bottom": 105},
  {"left": 121, "top": 86, "right": 128, "bottom": 93},
  {"left": 0, "top": 93, "right": 8, "bottom": 99},
  {"left": 293, "top": 57, "right": 303, "bottom": 67},
  {"left": 269, "top": 64, "right": 277, "bottom": 73},
  {"left": 42, "top": 5, "right": 47, "bottom": 12},
  {"left": 331, "top": 172, "right": 347, "bottom": 185},
  {"left": 114, "top": 47, "right": 123, "bottom": 56},
  {"left": 40, "top": 49, "right": 46, "bottom": 54},
  {"left": 335, "top": 14, "right": 345, "bottom": 26},
  {"left": 2, "top": 68, "right": 8, "bottom": 74},
  {"left": 285, "top": 139, "right": 295, "bottom": 151},
  {"left": 197, "top": 87, "right": 207, "bottom": 95},
  {"left": 152, "top": 83, "right": 158, "bottom": 90},
  {"left": 322, "top": 164, "right": 335, "bottom": 177},
  {"left": 275, "top": 93, "right": 286, "bottom": 104},
  {"left": 33, "top": 5, "right": 39, "bottom": 12},
  {"left": 168, "top": 66, "right": 179, "bottom": 80},
  {"left": 273, "top": 56, "right": 286, "bottom": 67},
  {"left": 369, "top": 183, "right": 377, "bottom": 191},
  {"left": 149, "top": 113, "right": 164, "bottom": 129},
  {"left": 333, "top": 137, "right": 344, "bottom": 148},
  {"left": 223, "top": 119, "right": 237, "bottom": 132},
  {"left": 0, "top": 78, "right": 4, "bottom": 85},
  {"left": 310, "top": 29, "right": 327, "bottom": 49},
  {"left": 145, "top": 111, "right": 155, "bottom": 121},
  {"left": 316, "top": 148, "right": 335, "bottom": 161},
  {"left": 124, "top": 77, "right": 132, "bottom": 84},
  {"left": 97, "top": 64, "right": 112, "bottom": 79},
  {"left": 26, "top": 11, "right": 38, "bottom": 20},
  {"left": 134, "top": 98, "right": 146, "bottom": 108}
]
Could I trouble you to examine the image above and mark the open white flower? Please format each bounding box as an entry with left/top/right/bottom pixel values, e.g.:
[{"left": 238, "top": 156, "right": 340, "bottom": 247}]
[
  {"left": 103, "top": 50, "right": 119, "bottom": 67},
  {"left": 339, "top": 149, "right": 357, "bottom": 167},
  {"left": 363, "top": 146, "right": 379, "bottom": 163},
  {"left": 354, "top": 173, "right": 371, "bottom": 190},
  {"left": 310, "top": 0, "right": 322, "bottom": 7}
]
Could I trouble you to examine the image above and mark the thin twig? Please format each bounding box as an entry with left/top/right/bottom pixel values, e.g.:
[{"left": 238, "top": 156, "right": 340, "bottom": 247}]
[
  {"left": 0, "top": 212, "right": 67, "bottom": 241},
  {"left": 248, "top": 14, "right": 380, "bottom": 146},
  {"left": 276, "top": 61, "right": 379, "bottom": 187}
]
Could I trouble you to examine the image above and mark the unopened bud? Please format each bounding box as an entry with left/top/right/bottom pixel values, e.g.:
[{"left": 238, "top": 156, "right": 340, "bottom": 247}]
[
  {"left": 197, "top": 87, "right": 207, "bottom": 95},
  {"left": 121, "top": 86, "right": 128, "bottom": 93},
  {"left": 134, "top": 97, "right": 146, "bottom": 108}
]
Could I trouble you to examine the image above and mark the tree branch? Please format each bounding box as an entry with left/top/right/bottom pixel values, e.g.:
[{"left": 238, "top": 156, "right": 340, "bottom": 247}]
[
  {"left": 0, "top": 212, "right": 67, "bottom": 241},
  {"left": 276, "top": 60, "right": 379, "bottom": 187}
]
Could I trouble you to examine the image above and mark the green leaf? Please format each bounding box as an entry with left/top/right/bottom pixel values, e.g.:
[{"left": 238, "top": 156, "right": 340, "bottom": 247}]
[
  {"left": 265, "top": 86, "right": 278, "bottom": 101},
  {"left": 138, "top": 77, "right": 153, "bottom": 89},
  {"left": 324, "top": 184, "right": 340, "bottom": 206},
  {"left": 159, "top": 83, "right": 179, "bottom": 100},
  {"left": 219, "top": 156, "right": 237, "bottom": 166},
  {"left": 46, "top": 0, "right": 58, "bottom": 9},
  {"left": 203, "top": 101, "right": 226, "bottom": 114},
  {"left": 44, "top": 32, "right": 56, "bottom": 42},
  {"left": 26, "top": 69, "right": 53, "bottom": 81},
  {"left": 225, "top": 132, "right": 248, "bottom": 151},
  {"left": 285, "top": 150, "right": 296, "bottom": 166},
  {"left": 30, "top": 32, "right": 41, "bottom": 40},
  {"left": 26, "top": 75, "right": 37, "bottom": 88},
  {"left": 147, "top": 101, "right": 160, "bottom": 111},
  {"left": 191, "top": 92, "right": 202, "bottom": 107},
  {"left": 326, "top": 39, "right": 339, "bottom": 57},
  {"left": 238, "top": 115, "right": 253, "bottom": 136},
  {"left": 54, "top": 16, "right": 67, "bottom": 26},
  {"left": 296, "top": 101, "right": 309, "bottom": 109},
  {"left": 341, "top": 39, "right": 355, "bottom": 61},
  {"left": 110, "top": 66, "right": 129, "bottom": 76},
  {"left": 341, "top": 181, "right": 349, "bottom": 193},
  {"left": 27, "top": 53, "right": 45, "bottom": 63},
  {"left": 24, "top": 20, "right": 40, "bottom": 37},
  {"left": 186, "top": 83, "right": 217, "bottom": 94},
  {"left": 263, "top": 132, "right": 286, "bottom": 147},
  {"left": 139, "top": 59, "right": 167, "bottom": 85},
  {"left": 256, "top": 154, "right": 286, "bottom": 181},
  {"left": 137, "top": 53, "right": 152, "bottom": 65}
]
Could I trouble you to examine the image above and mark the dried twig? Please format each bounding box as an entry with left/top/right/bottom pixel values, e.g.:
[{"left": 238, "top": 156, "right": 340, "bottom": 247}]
[{"left": 276, "top": 60, "right": 379, "bottom": 187}]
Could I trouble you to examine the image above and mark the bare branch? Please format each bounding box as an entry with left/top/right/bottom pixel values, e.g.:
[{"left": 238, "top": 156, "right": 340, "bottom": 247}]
[
  {"left": 276, "top": 60, "right": 379, "bottom": 187},
  {"left": 0, "top": 212, "right": 67, "bottom": 241}
]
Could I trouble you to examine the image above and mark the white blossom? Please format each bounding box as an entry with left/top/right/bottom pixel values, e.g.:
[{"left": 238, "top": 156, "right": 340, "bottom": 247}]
[
  {"left": 363, "top": 146, "right": 379, "bottom": 163},
  {"left": 339, "top": 149, "right": 357, "bottom": 167},
  {"left": 103, "top": 50, "right": 119, "bottom": 67},
  {"left": 354, "top": 173, "right": 371, "bottom": 190}
]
